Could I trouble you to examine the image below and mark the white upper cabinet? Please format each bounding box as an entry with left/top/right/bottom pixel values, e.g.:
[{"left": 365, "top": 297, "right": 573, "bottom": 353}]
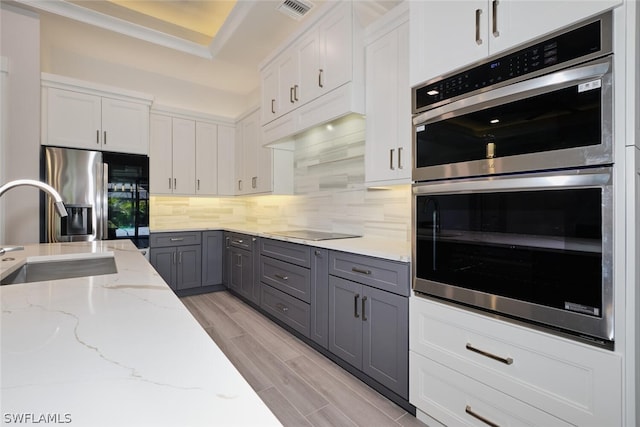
[
  {"left": 259, "top": 0, "right": 367, "bottom": 142},
  {"left": 149, "top": 109, "right": 233, "bottom": 196},
  {"left": 235, "top": 109, "right": 275, "bottom": 195},
  {"left": 41, "top": 74, "right": 152, "bottom": 155},
  {"left": 365, "top": 5, "right": 410, "bottom": 186},
  {"left": 410, "top": 0, "right": 622, "bottom": 87},
  {"left": 195, "top": 121, "right": 218, "bottom": 196}
]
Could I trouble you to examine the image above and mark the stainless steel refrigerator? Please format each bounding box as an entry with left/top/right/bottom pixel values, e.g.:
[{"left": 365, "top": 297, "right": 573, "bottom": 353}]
[{"left": 43, "top": 146, "right": 149, "bottom": 249}]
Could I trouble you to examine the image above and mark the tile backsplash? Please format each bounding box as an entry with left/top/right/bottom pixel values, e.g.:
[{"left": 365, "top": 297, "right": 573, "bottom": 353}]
[{"left": 150, "top": 114, "right": 411, "bottom": 241}]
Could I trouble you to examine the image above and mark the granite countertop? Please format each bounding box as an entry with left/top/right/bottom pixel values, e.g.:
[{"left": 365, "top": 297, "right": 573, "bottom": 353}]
[
  {"left": 0, "top": 240, "right": 281, "bottom": 426},
  {"left": 152, "top": 225, "right": 412, "bottom": 263}
]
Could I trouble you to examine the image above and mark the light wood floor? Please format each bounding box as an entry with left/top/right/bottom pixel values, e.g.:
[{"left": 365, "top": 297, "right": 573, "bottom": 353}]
[{"left": 181, "top": 291, "right": 426, "bottom": 427}]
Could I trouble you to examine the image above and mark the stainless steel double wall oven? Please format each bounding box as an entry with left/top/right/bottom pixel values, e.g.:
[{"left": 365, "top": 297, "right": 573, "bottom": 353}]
[{"left": 411, "top": 12, "right": 615, "bottom": 347}]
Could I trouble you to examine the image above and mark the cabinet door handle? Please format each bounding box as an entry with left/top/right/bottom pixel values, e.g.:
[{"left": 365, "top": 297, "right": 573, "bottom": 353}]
[
  {"left": 197, "top": 179, "right": 200, "bottom": 191},
  {"left": 314, "top": 250, "right": 322, "bottom": 256},
  {"left": 168, "top": 178, "right": 172, "bottom": 189},
  {"left": 238, "top": 180, "right": 243, "bottom": 191},
  {"left": 465, "top": 406, "right": 500, "bottom": 427},
  {"left": 475, "top": 8, "right": 483, "bottom": 45},
  {"left": 354, "top": 293, "right": 360, "bottom": 318},
  {"left": 318, "top": 69, "right": 324, "bottom": 88},
  {"left": 225, "top": 237, "right": 230, "bottom": 248},
  {"left": 236, "top": 253, "right": 242, "bottom": 267},
  {"left": 172, "top": 251, "right": 177, "bottom": 264},
  {"left": 398, "top": 147, "right": 403, "bottom": 169},
  {"left": 361, "top": 296, "right": 367, "bottom": 321},
  {"left": 492, "top": 0, "right": 500, "bottom": 37},
  {"left": 103, "top": 131, "right": 107, "bottom": 145},
  {"left": 174, "top": 178, "right": 177, "bottom": 190},
  {"left": 390, "top": 148, "right": 395, "bottom": 170},
  {"left": 290, "top": 86, "right": 295, "bottom": 103},
  {"left": 271, "top": 99, "right": 276, "bottom": 114},
  {"left": 352, "top": 267, "right": 371, "bottom": 275},
  {"left": 252, "top": 176, "right": 257, "bottom": 189},
  {"left": 274, "top": 273, "right": 289, "bottom": 281},
  {"left": 465, "top": 343, "right": 513, "bottom": 365},
  {"left": 293, "top": 84, "right": 299, "bottom": 101},
  {"left": 275, "top": 303, "right": 289, "bottom": 313},
  {"left": 178, "top": 251, "right": 182, "bottom": 264},
  {"left": 96, "top": 130, "right": 100, "bottom": 144}
]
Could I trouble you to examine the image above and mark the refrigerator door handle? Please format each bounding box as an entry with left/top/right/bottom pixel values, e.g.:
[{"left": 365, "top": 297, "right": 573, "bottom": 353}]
[{"left": 102, "top": 162, "right": 108, "bottom": 240}]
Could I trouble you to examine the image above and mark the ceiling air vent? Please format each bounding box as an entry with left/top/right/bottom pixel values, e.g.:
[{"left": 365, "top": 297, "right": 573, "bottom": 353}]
[{"left": 276, "top": 0, "right": 314, "bottom": 20}]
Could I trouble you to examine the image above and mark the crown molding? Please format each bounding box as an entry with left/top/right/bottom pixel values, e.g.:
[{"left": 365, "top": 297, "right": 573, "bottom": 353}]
[
  {"left": 14, "top": 0, "right": 213, "bottom": 59},
  {"left": 207, "top": 1, "right": 254, "bottom": 59}
]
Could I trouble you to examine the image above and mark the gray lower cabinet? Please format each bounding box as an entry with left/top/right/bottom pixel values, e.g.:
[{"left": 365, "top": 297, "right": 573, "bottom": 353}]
[
  {"left": 328, "top": 251, "right": 409, "bottom": 399},
  {"left": 150, "top": 231, "right": 202, "bottom": 290},
  {"left": 202, "top": 231, "right": 223, "bottom": 287},
  {"left": 224, "top": 232, "right": 259, "bottom": 304}
]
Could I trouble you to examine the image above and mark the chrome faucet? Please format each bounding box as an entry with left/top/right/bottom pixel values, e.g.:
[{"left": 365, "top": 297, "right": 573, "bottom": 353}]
[
  {"left": 0, "top": 179, "right": 68, "bottom": 217},
  {"left": 0, "top": 179, "right": 68, "bottom": 255}
]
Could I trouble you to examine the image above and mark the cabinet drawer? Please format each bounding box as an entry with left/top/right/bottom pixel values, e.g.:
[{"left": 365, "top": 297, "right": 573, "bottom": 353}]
[
  {"left": 260, "top": 256, "right": 310, "bottom": 303},
  {"left": 261, "top": 283, "right": 310, "bottom": 337},
  {"left": 260, "top": 238, "right": 311, "bottom": 268},
  {"left": 329, "top": 251, "right": 409, "bottom": 296},
  {"left": 410, "top": 352, "right": 571, "bottom": 427},
  {"left": 226, "top": 233, "right": 254, "bottom": 251},
  {"left": 410, "top": 296, "right": 622, "bottom": 426},
  {"left": 151, "top": 231, "right": 202, "bottom": 248}
]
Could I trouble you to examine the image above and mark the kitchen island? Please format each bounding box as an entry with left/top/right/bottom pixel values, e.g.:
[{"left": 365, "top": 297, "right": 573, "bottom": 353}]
[{"left": 0, "top": 240, "right": 281, "bottom": 426}]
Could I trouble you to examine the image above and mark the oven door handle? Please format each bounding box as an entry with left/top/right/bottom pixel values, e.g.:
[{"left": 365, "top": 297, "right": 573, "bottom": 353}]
[
  {"left": 413, "top": 56, "right": 611, "bottom": 126},
  {"left": 412, "top": 168, "right": 612, "bottom": 195}
]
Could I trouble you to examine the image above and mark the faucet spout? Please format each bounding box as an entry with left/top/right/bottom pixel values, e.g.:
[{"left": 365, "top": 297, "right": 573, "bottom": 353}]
[{"left": 0, "top": 179, "right": 68, "bottom": 217}]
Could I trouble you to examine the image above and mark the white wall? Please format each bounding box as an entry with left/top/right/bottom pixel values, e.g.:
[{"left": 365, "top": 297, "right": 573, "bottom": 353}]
[{"left": 0, "top": 4, "right": 41, "bottom": 244}]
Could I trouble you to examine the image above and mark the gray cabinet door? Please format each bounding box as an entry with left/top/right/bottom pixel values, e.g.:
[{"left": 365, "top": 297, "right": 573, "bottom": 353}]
[
  {"left": 328, "top": 276, "right": 363, "bottom": 370},
  {"left": 150, "top": 247, "right": 176, "bottom": 289},
  {"left": 310, "top": 248, "right": 329, "bottom": 349},
  {"left": 202, "top": 231, "right": 223, "bottom": 286},
  {"left": 176, "top": 244, "right": 202, "bottom": 290},
  {"left": 229, "top": 247, "right": 256, "bottom": 303},
  {"left": 362, "top": 285, "right": 409, "bottom": 398}
]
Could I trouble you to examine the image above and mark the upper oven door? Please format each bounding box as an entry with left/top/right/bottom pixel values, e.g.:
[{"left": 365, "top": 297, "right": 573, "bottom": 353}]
[{"left": 412, "top": 56, "right": 613, "bottom": 182}]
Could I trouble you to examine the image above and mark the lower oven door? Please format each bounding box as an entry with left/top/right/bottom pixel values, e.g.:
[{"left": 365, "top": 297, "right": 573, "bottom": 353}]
[{"left": 412, "top": 167, "right": 613, "bottom": 344}]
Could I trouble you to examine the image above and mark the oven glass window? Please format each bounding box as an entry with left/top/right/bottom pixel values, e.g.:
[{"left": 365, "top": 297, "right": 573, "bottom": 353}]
[
  {"left": 415, "top": 188, "right": 602, "bottom": 316},
  {"left": 416, "top": 85, "right": 602, "bottom": 168}
]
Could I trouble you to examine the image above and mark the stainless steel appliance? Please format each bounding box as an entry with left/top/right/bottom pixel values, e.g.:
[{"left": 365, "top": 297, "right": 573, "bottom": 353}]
[
  {"left": 412, "top": 12, "right": 612, "bottom": 182},
  {"left": 411, "top": 13, "right": 615, "bottom": 348},
  {"left": 43, "top": 147, "right": 149, "bottom": 249}
]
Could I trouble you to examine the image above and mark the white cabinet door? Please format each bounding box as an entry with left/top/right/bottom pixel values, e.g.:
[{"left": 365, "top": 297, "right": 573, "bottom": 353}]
[
  {"left": 171, "top": 117, "right": 196, "bottom": 195},
  {"left": 297, "top": 27, "right": 321, "bottom": 105},
  {"left": 261, "top": 63, "right": 279, "bottom": 124},
  {"left": 101, "top": 97, "right": 149, "bottom": 155},
  {"left": 149, "top": 114, "right": 173, "bottom": 195},
  {"left": 277, "top": 50, "right": 299, "bottom": 116},
  {"left": 365, "top": 21, "right": 411, "bottom": 185},
  {"left": 195, "top": 121, "right": 218, "bottom": 195},
  {"left": 317, "top": 2, "right": 352, "bottom": 94},
  {"left": 241, "top": 111, "right": 259, "bottom": 194},
  {"left": 216, "top": 125, "right": 236, "bottom": 196},
  {"left": 45, "top": 88, "right": 102, "bottom": 150}
]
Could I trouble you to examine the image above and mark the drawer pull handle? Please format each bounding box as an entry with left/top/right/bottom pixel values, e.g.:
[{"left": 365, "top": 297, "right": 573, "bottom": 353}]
[
  {"left": 352, "top": 267, "right": 371, "bottom": 275},
  {"left": 354, "top": 293, "right": 360, "bottom": 318},
  {"left": 361, "top": 296, "right": 367, "bottom": 321},
  {"left": 170, "top": 238, "right": 184, "bottom": 242},
  {"left": 466, "top": 343, "right": 513, "bottom": 365},
  {"left": 465, "top": 405, "right": 500, "bottom": 427},
  {"left": 233, "top": 239, "right": 244, "bottom": 244},
  {"left": 274, "top": 273, "right": 289, "bottom": 281},
  {"left": 275, "top": 303, "right": 289, "bottom": 313}
]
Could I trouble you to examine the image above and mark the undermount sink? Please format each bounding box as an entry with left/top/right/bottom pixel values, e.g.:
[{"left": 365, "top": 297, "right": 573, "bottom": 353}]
[{"left": 1, "top": 253, "right": 117, "bottom": 285}]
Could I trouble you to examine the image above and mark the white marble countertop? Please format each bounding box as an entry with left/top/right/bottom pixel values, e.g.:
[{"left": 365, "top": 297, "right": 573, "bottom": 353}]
[
  {"left": 0, "top": 240, "right": 281, "bottom": 426},
  {"left": 153, "top": 225, "right": 411, "bottom": 263}
]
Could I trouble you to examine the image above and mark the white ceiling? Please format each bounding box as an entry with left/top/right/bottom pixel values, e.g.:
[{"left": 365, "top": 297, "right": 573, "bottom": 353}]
[{"left": 13, "top": 0, "right": 400, "bottom": 113}]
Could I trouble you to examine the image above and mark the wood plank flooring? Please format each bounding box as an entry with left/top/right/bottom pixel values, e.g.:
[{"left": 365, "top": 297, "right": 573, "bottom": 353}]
[{"left": 181, "top": 291, "right": 426, "bottom": 427}]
